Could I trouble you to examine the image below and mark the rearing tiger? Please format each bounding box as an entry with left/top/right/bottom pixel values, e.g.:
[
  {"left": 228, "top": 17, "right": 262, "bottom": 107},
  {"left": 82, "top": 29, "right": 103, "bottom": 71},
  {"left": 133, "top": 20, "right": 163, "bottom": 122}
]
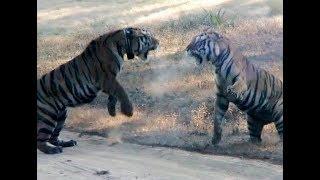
[
  {"left": 186, "top": 29, "right": 283, "bottom": 144},
  {"left": 37, "top": 27, "right": 159, "bottom": 154}
]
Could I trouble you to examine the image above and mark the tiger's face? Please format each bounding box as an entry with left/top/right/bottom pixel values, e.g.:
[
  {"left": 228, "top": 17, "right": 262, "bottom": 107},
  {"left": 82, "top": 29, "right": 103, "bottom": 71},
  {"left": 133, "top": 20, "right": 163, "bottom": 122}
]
[
  {"left": 124, "top": 27, "right": 159, "bottom": 60},
  {"left": 186, "top": 29, "right": 222, "bottom": 64}
]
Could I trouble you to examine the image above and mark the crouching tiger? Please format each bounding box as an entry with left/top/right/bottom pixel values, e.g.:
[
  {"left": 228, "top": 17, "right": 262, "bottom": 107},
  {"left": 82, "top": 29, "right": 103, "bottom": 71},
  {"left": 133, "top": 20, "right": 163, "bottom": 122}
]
[
  {"left": 37, "top": 27, "right": 159, "bottom": 154},
  {"left": 186, "top": 29, "right": 283, "bottom": 145}
]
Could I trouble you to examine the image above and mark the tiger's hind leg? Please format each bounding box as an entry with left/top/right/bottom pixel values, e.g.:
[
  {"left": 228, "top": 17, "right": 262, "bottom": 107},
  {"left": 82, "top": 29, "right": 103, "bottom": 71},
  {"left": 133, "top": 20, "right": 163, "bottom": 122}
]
[
  {"left": 247, "top": 116, "right": 264, "bottom": 144},
  {"left": 49, "top": 110, "right": 77, "bottom": 147},
  {"left": 274, "top": 115, "right": 283, "bottom": 141},
  {"left": 37, "top": 115, "right": 63, "bottom": 154}
]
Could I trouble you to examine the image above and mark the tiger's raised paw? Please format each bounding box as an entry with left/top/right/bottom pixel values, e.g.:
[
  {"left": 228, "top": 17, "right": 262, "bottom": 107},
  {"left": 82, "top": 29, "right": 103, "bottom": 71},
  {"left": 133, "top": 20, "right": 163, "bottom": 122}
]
[
  {"left": 107, "top": 103, "right": 116, "bottom": 117},
  {"left": 107, "top": 96, "right": 117, "bottom": 117},
  {"left": 121, "top": 102, "right": 133, "bottom": 117}
]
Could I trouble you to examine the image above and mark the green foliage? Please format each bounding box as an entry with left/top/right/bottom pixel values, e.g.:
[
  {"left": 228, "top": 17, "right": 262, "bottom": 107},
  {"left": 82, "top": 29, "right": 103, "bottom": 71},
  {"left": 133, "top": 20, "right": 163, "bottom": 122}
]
[{"left": 203, "top": 8, "right": 236, "bottom": 28}]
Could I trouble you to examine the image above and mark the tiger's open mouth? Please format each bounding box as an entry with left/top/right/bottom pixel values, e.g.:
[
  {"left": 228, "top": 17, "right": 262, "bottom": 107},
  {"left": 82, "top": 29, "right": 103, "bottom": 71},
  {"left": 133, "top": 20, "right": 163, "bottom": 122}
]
[
  {"left": 138, "top": 51, "right": 149, "bottom": 60},
  {"left": 138, "top": 39, "right": 158, "bottom": 60},
  {"left": 192, "top": 53, "right": 203, "bottom": 64},
  {"left": 150, "top": 46, "right": 157, "bottom": 50}
]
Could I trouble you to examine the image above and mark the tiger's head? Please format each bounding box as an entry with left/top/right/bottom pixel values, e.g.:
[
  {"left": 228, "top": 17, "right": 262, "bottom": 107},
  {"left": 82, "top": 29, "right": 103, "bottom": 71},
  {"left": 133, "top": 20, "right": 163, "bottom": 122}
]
[
  {"left": 186, "top": 29, "right": 226, "bottom": 65},
  {"left": 122, "top": 27, "right": 159, "bottom": 60}
]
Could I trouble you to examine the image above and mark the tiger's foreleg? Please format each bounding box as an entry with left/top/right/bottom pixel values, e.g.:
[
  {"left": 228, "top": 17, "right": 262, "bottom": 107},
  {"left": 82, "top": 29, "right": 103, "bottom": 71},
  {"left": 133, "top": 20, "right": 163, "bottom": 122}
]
[
  {"left": 212, "top": 93, "right": 230, "bottom": 145},
  {"left": 103, "top": 77, "right": 133, "bottom": 117},
  {"left": 107, "top": 95, "right": 117, "bottom": 117},
  {"left": 226, "top": 76, "right": 247, "bottom": 101},
  {"left": 49, "top": 110, "right": 77, "bottom": 147},
  {"left": 274, "top": 115, "right": 283, "bottom": 141}
]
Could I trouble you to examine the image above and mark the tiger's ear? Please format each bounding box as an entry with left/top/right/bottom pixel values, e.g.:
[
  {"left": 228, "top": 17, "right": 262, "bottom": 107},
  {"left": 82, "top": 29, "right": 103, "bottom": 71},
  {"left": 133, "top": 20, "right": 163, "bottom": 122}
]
[
  {"left": 136, "top": 31, "right": 147, "bottom": 37},
  {"left": 202, "top": 27, "right": 210, "bottom": 32},
  {"left": 214, "top": 43, "right": 220, "bottom": 56},
  {"left": 206, "top": 28, "right": 215, "bottom": 34},
  {"left": 129, "top": 27, "right": 144, "bottom": 37},
  {"left": 203, "top": 27, "right": 215, "bottom": 34}
]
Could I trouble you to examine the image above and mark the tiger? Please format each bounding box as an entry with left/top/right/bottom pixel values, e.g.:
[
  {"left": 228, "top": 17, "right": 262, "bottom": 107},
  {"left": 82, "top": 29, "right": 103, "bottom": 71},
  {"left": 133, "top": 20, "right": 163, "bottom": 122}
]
[
  {"left": 37, "top": 27, "right": 159, "bottom": 154},
  {"left": 186, "top": 29, "right": 283, "bottom": 145}
]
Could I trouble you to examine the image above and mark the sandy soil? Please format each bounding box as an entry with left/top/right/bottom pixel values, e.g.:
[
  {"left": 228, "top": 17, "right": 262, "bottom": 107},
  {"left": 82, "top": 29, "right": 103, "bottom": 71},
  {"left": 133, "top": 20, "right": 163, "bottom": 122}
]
[{"left": 37, "top": 131, "right": 282, "bottom": 180}]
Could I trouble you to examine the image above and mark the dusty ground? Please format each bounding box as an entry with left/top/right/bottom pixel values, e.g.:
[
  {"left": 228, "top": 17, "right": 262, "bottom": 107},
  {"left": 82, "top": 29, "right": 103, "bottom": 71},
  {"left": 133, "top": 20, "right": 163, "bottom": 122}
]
[
  {"left": 38, "top": 0, "right": 283, "bottom": 178},
  {"left": 37, "top": 131, "right": 282, "bottom": 180}
]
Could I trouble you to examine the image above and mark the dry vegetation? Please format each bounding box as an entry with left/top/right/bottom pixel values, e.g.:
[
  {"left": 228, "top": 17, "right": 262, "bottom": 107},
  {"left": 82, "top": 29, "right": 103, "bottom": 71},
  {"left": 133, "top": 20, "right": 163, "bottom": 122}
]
[{"left": 38, "top": 0, "right": 283, "bottom": 165}]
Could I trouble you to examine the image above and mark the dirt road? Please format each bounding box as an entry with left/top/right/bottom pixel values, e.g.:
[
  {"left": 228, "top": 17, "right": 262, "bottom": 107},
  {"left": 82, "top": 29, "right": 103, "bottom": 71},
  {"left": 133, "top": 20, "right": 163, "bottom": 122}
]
[{"left": 37, "top": 131, "right": 282, "bottom": 180}]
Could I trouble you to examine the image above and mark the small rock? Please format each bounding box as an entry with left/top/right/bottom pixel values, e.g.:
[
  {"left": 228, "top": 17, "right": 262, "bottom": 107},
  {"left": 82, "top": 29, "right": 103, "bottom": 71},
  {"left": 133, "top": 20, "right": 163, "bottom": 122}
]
[{"left": 95, "top": 170, "right": 109, "bottom": 176}]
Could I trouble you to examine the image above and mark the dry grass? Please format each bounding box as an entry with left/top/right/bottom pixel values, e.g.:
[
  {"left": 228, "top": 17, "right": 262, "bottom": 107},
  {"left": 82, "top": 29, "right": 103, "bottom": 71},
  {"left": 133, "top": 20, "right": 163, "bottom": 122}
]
[{"left": 38, "top": 0, "right": 283, "bottom": 165}]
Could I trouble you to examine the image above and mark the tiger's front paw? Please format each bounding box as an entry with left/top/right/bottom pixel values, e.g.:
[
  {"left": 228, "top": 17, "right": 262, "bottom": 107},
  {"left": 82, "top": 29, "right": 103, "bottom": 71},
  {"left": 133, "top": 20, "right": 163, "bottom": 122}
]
[
  {"left": 121, "top": 102, "right": 133, "bottom": 117},
  {"left": 107, "top": 103, "right": 116, "bottom": 117}
]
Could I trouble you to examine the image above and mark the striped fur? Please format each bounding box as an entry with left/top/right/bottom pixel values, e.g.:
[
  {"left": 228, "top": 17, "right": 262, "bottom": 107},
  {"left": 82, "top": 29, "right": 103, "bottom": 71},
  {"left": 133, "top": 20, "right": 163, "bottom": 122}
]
[
  {"left": 37, "top": 27, "right": 159, "bottom": 154},
  {"left": 186, "top": 29, "right": 283, "bottom": 144}
]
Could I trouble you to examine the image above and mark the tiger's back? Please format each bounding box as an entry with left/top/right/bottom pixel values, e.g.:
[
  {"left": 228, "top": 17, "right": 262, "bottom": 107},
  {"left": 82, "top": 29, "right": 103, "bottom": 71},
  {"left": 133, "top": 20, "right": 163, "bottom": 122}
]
[
  {"left": 234, "top": 60, "right": 283, "bottom": 122},
  {"left": 37, "top": 57, "right": 100, "bottom": 109}
]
